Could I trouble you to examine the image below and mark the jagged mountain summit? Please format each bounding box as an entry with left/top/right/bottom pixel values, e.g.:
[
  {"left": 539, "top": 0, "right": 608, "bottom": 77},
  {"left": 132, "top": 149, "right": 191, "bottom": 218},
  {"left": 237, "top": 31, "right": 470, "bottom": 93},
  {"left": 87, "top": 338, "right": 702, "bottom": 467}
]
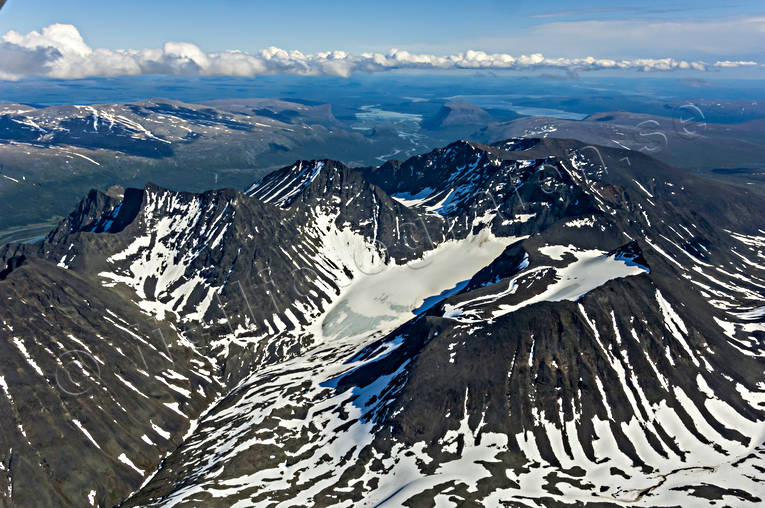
[{"left": 0, "top": 137, "right": 763, "bottom": 507}]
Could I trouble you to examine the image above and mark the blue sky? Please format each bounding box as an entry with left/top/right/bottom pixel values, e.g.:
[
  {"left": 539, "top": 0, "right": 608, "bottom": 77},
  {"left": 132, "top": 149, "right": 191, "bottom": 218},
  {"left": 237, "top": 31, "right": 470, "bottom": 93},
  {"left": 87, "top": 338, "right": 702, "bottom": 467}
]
[
  {"left": 0, "top": 1, "right": 763, "bottom": 80},
  {"left": 1, "top": 0, "right": 763, "bottom": 57}
]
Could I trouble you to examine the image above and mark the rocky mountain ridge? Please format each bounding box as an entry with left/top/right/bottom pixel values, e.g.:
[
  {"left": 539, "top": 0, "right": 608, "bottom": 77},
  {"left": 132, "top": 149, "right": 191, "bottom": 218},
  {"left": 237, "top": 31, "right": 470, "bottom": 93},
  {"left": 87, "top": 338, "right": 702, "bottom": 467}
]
[{"left": 0, "top": 137, "right": 763, "bottom": 507}]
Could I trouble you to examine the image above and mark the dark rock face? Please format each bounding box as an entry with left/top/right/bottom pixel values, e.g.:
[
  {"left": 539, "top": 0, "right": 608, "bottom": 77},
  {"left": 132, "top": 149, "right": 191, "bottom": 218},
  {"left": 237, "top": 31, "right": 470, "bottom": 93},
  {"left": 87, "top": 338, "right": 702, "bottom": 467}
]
[
  {"left": 0, "top": 256, "right": 221, "bottom": 508},
  {"left": 0, "top": 255, "right": 24, "bottom": 280},
  {"left": 1, "top": 138, "right": 763, "bottom": 507}
]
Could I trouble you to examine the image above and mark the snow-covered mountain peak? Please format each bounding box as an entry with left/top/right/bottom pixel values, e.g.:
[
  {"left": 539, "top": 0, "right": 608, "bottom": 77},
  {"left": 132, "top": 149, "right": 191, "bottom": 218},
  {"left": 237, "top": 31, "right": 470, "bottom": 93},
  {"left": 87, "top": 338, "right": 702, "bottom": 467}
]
[{"left": 1, "top": 137, "right": 763, "bottom": 507}]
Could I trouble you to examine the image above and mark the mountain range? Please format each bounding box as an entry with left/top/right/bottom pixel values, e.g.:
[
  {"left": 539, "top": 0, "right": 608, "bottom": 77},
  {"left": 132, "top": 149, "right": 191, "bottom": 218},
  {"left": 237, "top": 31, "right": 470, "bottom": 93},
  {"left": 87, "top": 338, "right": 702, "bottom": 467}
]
[
  {"left": 2, "top": 96, "right": 763, "bottom": 241},
  {"left": 0, "top": 136, "right": 763, "bottom": 507}
]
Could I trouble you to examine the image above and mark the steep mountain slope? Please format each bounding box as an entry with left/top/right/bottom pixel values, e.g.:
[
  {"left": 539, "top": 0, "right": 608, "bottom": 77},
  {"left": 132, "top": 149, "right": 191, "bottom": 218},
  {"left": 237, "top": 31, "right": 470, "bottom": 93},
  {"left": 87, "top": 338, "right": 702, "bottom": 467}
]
[
  {"left": 125, "top": 139, "right": 763, "bottom": 507},
  {"left": 1, "top": 137, "right": 763, "bottom": 507},
  {"left": 0, "top": 255, "right": 221, "bottom": 507},
  {"left": 0, "top": 155, "right": 452, "bottom": 506}
]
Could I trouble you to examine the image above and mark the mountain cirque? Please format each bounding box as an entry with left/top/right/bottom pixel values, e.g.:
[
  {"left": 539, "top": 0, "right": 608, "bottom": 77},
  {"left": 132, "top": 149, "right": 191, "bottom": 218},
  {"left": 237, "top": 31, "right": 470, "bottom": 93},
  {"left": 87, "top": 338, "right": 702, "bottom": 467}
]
[{"left": 0, "top": 137, "right": 763, "bottom": 507}]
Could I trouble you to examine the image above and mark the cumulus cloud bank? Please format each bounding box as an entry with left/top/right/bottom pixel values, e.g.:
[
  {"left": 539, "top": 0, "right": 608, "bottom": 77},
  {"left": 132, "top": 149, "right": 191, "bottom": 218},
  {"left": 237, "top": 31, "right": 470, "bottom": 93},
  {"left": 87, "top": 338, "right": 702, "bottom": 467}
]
[{"left": 0, "top": 24, "right": 759, "bottom": 81}]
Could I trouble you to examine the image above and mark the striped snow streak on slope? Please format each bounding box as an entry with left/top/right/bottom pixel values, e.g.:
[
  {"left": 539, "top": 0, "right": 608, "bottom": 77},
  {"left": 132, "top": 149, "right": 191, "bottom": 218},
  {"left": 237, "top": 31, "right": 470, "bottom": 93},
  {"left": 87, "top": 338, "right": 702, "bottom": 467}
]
[
  {"left": 0, "top": 264, "right": 224, "bottom": 507},
  {"left": 246, "top": 161, "right": 325, "bottom": 207},
  {"left": 132, "top": 307, "right": 765, "bottom": 507},
  {"left": 54, "top": 141, "right": 763, "bottom": 506},
  {"left": 362, "top": 304, "right": 764, "bottom": 507},
  {"left": 125, "top": 232, "right": 526, "bottom": 506},
  {"left": 127, "top": 242, "right": 764, "bottom": 506},
  {"left": 99, "top": 188, "right": 235, "bottom": 321},
  {"left": 205, "top": 203, "right": 389, "bottom": 363}
]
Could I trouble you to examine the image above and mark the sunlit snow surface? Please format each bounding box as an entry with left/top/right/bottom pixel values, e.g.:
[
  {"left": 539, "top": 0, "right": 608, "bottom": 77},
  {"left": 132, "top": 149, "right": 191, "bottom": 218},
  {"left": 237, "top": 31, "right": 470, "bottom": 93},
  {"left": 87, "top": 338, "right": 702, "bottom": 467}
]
[
  {"left": 98, "top": 188, "right": 233, "bottom": 322},
  {"left": 92, "top": 178, "right": 764, "bottom": 506},
  {"left": 143, "top": 327, "right": 765, "bottom": 507},
  {"left": 130, "top": 227, "right": 522, "bottom": 506},
  {"left": 133, "top": 228, "right": 765, "bottom": 507},
  {"left": 322, "top": 228, "right": 520, "bottom": 339},
  {"left": 436, "top": 244, "right": 650, "bottom": 323}
]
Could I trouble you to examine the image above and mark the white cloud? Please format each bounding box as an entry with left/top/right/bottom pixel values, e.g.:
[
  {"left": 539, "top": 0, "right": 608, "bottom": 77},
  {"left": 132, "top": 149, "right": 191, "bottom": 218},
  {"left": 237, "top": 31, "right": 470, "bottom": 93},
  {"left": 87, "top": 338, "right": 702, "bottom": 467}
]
[
  {"left": 3, "top": 23, "right": 92, "bottom": 57},
  {"left": 714, "top": 60, "right": 758, "bottom": 68},
  {"left": 0, "top": 23, "right": 761, "bottom": 81}
]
